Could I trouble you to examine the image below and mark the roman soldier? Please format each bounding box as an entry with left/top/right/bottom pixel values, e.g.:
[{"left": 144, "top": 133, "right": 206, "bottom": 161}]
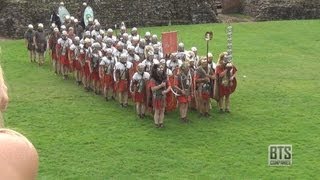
[
  {"left": 82, "top": 38, "right": 92, "bottom": 91},
  {"left": 99, "top": 48, "right": 116, "bottom": 101},
  {"left": 166, "top": 53, "right": 182, "bottom": 75},
  {"left": 160, "top": 59, "right": 176, "bottom": 112},
  {"left": 24, "top": 24, "right": 36, "bottom": 63},
  {"left": 173, "top": 62, "right": 192, "bottom": 122},
  {"left": 68, "top": 27, "right": 76, "bottom": 42},
  {"left": 130, "top": 36, "right": 140, "bottom": 49},
  {"left": 144, "top": 32, "right": 152, "bottom": 45},
  {"left": 114, "top": 54, "right": 133, "bottom": 107},
  {"left": 195, "top": 58, "right": 215, "bottom": 117},
  {"left": 191, "top": 47, "right": 200, "bottom": 67},
  {"left": 141, "top": 49, "right": 155, "bottom": 73},
  {"left": 127, "top": 45, "right": 140, "bottom": 72},
  {"left": 56, "top": 30, "right": 73, "bottom": 79},
  {"left": 148, "top": 60, "right": 171, "bottom": 128},
  {"left": 153, "top": 44, "right": 163, "bottom": 60},
  {"left": 130, "top": 63, "right": 150, "bottom": 118},
  {"left": 129, "top": 27, "right": 140, "bottom": 41},
  {"left": 68, "top": 36, "right": 82, "bottom": 85},
  {"left": 74, "top": 19, "right": 84, "bottom": 38},
  {"left": 176, "top": 43, "right": 186, "bottom": 61},
  {"left": 91, "top": 22, "right": 101, "bottom": 40},
  {"left": 135, "top": 39, "right": 146, "bottom": 61},
  {"left": 48, "top": 27, "right": 60, "bottom": 74},
  {"left": 89, "top": 42, "right": 102, "bottom": 94},
  {"left": 105, "top": 28, "right": 117, "bottom": 45},
  {"left": 33, "top": 23, "right": 47, "bottom": 66},
  {"left": 215, "top": 52, "right": 237, "bottom": 113},
  {"left": 113, "top": 42, "right": 128, "bottom": 62}
]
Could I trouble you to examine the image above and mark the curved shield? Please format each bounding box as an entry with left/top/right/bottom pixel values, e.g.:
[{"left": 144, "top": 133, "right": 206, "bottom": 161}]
[
  {"left": 84, "top": 6, "right": 94, "bottom": 26},
  {"left": 58, "top": 6, "right": 70, "bottom": 24}
]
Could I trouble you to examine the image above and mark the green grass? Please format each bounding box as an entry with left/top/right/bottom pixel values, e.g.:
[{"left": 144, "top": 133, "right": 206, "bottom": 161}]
[{"left": 0, "top": 20, "right": 320, "bottom": 179}]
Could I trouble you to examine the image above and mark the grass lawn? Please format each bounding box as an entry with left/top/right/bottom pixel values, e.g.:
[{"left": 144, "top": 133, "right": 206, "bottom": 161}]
[{"left": 0, "top": 20, "right": 319, "bottom": 179}]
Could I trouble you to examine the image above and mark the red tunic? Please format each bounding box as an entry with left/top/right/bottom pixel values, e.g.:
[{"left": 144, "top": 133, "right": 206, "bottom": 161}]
[
  {"left": 165, "top": 75, "right": 176, "bottom": 112},
  {"left": 149, "top": 79, "right": 167, "bottom": 110},
  {"left": 174, "top": 75, "right": 191, "bottom": 104},
  {"left": 194, "top": 74, "right": 210, "bottom": 100},
  {"left": 103, "top": 74, "right": 114, "bottom": 89},
  {"left": 215, "top": 65, "right": 238, "bottom": 97},
  {"left": 117, "top": 80, "right": 128, "bottom": 92}
]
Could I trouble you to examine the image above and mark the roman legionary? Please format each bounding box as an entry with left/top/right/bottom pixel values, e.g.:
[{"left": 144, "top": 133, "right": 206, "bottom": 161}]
[
  {"left": 114, "top": 54, "right": 133, "bottom": 107},
  {"left": 89, "top": 42, "right": 102, "bottom": 94},
  {"left": 56, "top": 31, "right": 73, "bottom": 79},
  {"left": 153, "top": 44, "right": 163, "bottom": 60},
  {"left": 191, "top": 47, "right": 200, "bottom": 67},
  {"left": 113, "top": 42, "right": 128, "bottom": 62},
  {"left": 24, "top": 24, "right": 36, "bottom": 63},
  {"left": 195, "top": 58, "right": 215, "bottom": 117},
  {"left": 144, "top": 32, "right": 152, "bottom": 45},
  {"left": 48, "top": 27, "right": 60, "bottom": 74},
  {"left": 148, "top": 61, "right": 171, "bottom": 128},
  {"left": 33, "top": 23, "right": 47, "bottom": 66},
  {"left": 130, "top": 63, "right": 150, "bottom": 118},
  {"left": 99, "top": 48, "right": 116, "bottom": 101},
  {"left": 173, "top": 62, "right": 192, "bottom": 122},
  {"left": 166, "top": 53, "right": 182, "bottom": 75},
  {"left": 68, "top": 36, "right": 82, "bottom": 85},
  {"left": 141, "top": 49, "right": 155, "bottom": 73},
  {"left": 135, "top": 39, "right": 146, "bottom": 61},
  {"left": 127, "top": 45, "right": 140, "bottom": 72},
  {"left": 215, "top": 52, "right": 237, "bottom": 113},
  {"left": 176, "top": 43, "right": 186, "bottom": 61},
  {"left": 82, "top": 38, "right": 92, "bottom": 91},
  {"left": 160, "top": 59, "right": 176, "bottom": 112},
  {"left": 128, "top": 27, "right": 140, "bottom": 42}
]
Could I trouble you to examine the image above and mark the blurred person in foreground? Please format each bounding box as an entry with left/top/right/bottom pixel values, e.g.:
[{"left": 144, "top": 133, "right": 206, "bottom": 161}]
[{"left": 0, "top": 65, "right": 39, "bottom": 180}]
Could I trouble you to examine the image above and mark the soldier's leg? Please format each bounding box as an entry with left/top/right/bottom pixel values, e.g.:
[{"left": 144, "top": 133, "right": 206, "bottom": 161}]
[
  {"left": 29, "top": 51, "right": 32, "bottom": 62},
  {"left": 136, "top": 102, "right": 141, "bottom": 116},
  {"left": 184, "top": 103, "right": 189, "bottom": 119},
  {"left": 141, "top": 103, "right": 146, "bottom": 116},
  {"left": 118, "top": 92, "right": 123, "bottom": 105},
  {"left": 179, "top": 103, "right": 184, "bottom": 119},
  {"left": 154, "top": 109, "right": 159, "bottom": 127},
  {"left": 159, "top": 107, "right": 165, "bottom": 127}
]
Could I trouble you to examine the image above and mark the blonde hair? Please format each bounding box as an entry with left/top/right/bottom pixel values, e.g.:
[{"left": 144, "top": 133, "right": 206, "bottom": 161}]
[{"left": 217, "top": 52, "right": 228, "bottom": 65}]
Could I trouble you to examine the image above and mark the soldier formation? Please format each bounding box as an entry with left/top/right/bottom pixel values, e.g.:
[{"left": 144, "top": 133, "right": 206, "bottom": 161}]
[{"left": 24, "top": 3, "right": 238, "bottom": 128}]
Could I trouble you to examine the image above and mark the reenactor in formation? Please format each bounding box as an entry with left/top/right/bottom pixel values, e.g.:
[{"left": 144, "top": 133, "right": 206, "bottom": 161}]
[{"left": 24, "top": 3, "right": 237, "bottom": 128}]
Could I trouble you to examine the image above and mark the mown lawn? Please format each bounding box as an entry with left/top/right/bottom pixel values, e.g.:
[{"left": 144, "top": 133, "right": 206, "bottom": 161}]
[{"left": 0, "top": 20, "right": 319, "bottom": 179}]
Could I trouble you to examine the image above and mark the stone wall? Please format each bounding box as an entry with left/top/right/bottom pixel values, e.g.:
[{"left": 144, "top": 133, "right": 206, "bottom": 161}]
[
  {"left": 0, "top": 0, "right": 218, "bottom": 38},
  {"left": 241, "top": 0, "right": 320, "bottom": 21}
]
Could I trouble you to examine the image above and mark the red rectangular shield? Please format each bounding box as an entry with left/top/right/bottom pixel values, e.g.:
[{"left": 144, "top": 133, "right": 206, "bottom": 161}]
[{"left": 161, "top": 31, "right": 178, "bottom": 55}]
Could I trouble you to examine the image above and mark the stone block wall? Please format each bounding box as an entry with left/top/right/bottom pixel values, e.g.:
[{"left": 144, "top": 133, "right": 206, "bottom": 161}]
[{"left": 0, "top": 0, "right": 218, "bottom": 38}]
